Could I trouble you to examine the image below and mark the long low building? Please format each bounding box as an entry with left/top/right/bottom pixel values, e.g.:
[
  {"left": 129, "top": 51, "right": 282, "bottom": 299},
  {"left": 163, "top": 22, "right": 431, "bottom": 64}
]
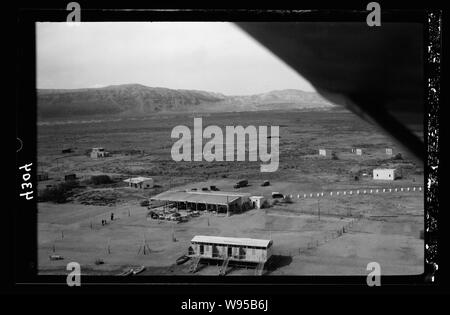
[
  {"left": 150, "top": 190, "right": 250, "bottom": 214},
  {"left": 188, "top": 235, "right": 273, "bottom": 263}
]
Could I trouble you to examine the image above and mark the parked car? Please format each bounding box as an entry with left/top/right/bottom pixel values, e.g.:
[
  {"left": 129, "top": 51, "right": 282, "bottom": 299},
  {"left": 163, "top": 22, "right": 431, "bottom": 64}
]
[
  {"left": 261, "top": 180, "right": 270, "bottom": 186},
  {"left": 202, "top": 187, "right": 209, "bottom": 191},
  {"left": 234, "top": 179, "right": 248, "bottom": 189},
  {"left": 170, "top": 213, "right": 181, "bottom": 221},
  {"left": 210, "top": 185, "right": 220, "bottom": 191},
  {"left": 148, "top": 211, "right": 159, "bottom": 219},
  {"left": 272, "top": 192, "right": 284, "bottom": 199}
]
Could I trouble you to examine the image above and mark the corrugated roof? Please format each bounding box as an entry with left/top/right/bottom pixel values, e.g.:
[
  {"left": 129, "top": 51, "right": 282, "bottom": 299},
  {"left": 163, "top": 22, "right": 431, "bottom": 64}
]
[
  {"left": 191, "top": 235, "right": 272, "bottom": 248},
  {"left": 150, "top": 190, "right": 249, "bottom": 206}
]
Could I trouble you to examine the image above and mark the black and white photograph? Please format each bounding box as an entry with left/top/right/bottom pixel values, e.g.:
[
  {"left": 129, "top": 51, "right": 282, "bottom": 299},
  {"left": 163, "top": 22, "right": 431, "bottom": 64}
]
[
  {"left": 34, "top": 20, "right": 425, "bottom": 277},
  {"left": 10, "top": 3, "right": 447, "bottom": 303}
]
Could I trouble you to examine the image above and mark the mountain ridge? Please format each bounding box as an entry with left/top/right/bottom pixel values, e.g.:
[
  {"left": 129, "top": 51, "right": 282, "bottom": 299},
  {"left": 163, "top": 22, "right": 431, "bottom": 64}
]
[{"left": 37, "top": 84, "right": 335, "bottom": 119}]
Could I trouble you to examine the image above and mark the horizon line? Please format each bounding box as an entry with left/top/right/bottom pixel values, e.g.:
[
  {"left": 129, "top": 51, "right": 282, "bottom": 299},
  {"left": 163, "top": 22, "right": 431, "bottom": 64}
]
[{"left": 36, "top": 83, "right": 318, "bottom": 96}]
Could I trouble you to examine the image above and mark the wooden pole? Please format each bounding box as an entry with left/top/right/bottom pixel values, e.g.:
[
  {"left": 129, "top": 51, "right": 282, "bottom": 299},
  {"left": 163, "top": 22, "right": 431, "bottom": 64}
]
[{"left": 317, "top": 198, "right": 320, "bottom": 221}]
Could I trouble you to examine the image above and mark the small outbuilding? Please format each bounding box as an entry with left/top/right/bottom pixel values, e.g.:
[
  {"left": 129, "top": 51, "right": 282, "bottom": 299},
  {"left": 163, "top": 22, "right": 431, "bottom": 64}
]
[
  {"left": 90, "top": 147, "right": 109, "bottom": 159},
  {"left": 373, "top": 168, "right": 397, "bottom": 180},
  {"left": 318, "top": 149, "right": 331, "bottom": 156},
  {"left": 386, "top": 148, "right": 393, "bottom": 155},
  {"left": 249, "top": 196, "right": 264, "bottom": 209},
  {"left": 124, "top": 177, "right": 154, "bottom": 189},
  {"left": 356, "top": 148, "right": 362, "bottom": 155}
]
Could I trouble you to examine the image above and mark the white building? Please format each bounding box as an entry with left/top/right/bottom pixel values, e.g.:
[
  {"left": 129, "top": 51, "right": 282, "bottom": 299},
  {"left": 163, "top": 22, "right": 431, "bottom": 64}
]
[
  {"left": 356, "top": 148, "right": 362, "bottom": 155},
  {"left": 319, "top": 149, "right": 331, "bottom": 156},
  {"left": 123, "top": 177, "right": 154, "bottom": 189},
  {"left": 188, "top": 235, "right": 273, "bottom": 263},
  {"left": 386, "top": 148, "right": 393, "bottom": 155},
  {"left": 90, "top": 147, "right": 109, "bottom": 159},
  {"left": 373, "top": 168, "right": 397, "bottom": 180},
  {"left": 249, "top": 196, "right": 264, "bottom": 209}
]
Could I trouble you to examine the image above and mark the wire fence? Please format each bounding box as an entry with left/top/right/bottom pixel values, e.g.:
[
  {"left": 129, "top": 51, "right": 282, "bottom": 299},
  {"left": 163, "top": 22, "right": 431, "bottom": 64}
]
[{"left": 271, "top": 217, "right": 360, "bottom": 258}]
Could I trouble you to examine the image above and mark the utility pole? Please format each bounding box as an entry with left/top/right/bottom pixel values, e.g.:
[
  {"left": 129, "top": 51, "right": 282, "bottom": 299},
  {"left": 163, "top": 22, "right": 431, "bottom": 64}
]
[{"left": 317, "top": 198, "right": 321, "bottom": 221}]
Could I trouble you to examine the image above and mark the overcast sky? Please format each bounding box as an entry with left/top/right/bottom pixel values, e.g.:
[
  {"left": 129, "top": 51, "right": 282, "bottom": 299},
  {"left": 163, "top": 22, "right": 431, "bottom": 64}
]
[{"left": 36, "top": 22, "right": 316, "bottom": 95}]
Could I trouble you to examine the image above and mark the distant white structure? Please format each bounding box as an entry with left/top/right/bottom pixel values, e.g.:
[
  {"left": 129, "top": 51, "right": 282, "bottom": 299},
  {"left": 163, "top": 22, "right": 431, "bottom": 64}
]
[
  {"left": 90, "top": 147, "right": 109, "bottom": 159},
  {"left": 373, "top": 169, "right": 397, "bottom": 180},
  {"left": 356, "top": 148, "right": 362, "bottom": 155},
  {"left": 124, "top": 177, "right": 154, "bottom": 189},
  {"left": 319, "top": 149, "right": 331, "bottom": 156},
  {"left": 249, "top": 196, "right": 264, "bottom": 209},
  {"left": 386, "top": 148, "right": 393, "bottom": 156}
]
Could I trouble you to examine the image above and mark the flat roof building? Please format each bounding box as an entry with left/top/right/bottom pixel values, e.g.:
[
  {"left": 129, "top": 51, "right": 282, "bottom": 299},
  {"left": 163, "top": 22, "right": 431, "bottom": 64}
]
[
  {"left": 151, "top": 190, "right": 250, "bottom": 214},
  {"left": 124, "top": 177, "right": 153, "bottom": 189},
  {"left": 189, "top": 235, "right": 273, "bottom": 264},
  {"left": 319, "top": 149, "right": 331, "bottom": 156},
  {"left": 249, "top": 196, "right": 264, "bottom": 209},
  {"left": 373, "top": 168, "right": 397, "bottom": 180},
  {"left": 90, "top": 147, "right": 109, "bottom": 159}
]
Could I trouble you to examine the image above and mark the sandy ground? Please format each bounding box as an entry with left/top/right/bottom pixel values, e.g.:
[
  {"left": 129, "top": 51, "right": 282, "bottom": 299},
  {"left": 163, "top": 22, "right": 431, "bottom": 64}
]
[
  {"left": 38, "top": 178, "right": 423, "bottom": 276},
  {"left": 37, "top": 110, "right": 424, "bottom": 276}
]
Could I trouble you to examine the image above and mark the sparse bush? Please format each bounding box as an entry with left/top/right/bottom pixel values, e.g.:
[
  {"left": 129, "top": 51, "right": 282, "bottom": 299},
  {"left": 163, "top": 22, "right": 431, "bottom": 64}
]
[
  {"left": 240, "top": 201, "right": 251, "bottom": 212},
  {"left": 90, "top": 175, "right": 113, "bottom": 185},
  {"left": 39, "top": 180, "right": 79, "bottom": 203},
  {"left": 140, "top": 200, "right": 150, "bottom": 207},
  {"left": 260, "top": 200, "right": 271, "bottom": 209},
  {"left": 393, "top": 153, "right": 403, "bottom": 160},
  {"left": 331, "top": 152, "right": 339, "bottom": 160},
  {"left": 95, "top": 258, "right": 104, "bottom": 265},
  {"left": 283, "top": 195, "right": 294, "bottom": 204}
]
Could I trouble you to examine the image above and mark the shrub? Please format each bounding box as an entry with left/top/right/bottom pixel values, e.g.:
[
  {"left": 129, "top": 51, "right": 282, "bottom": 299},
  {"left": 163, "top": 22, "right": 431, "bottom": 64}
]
[
  {"left": 140, "top": 200, "right": 150, "bottom": 207},
  {"left": 90, "top": 175, "right": 113, "bottom": 185},
  {"left": 39, "top": 181, "right": 79, "bottom": 203},
  {"left": 393, "top": 153, "right": 403, "bottom": 160},
  {"left": 283, "top": 195, "right": 294, "bottom": 204},
  {"left": 260, "top": 200, "right": 271, "bottom": 209}
]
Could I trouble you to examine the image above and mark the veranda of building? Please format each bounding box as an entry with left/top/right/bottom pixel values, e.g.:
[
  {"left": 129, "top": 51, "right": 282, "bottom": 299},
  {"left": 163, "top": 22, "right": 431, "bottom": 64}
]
[
  {"left": 188, "top": 235, "right": 273, "bottom": 263},
  {"left": 150, "top": 190, "right": 251, "bottom": 214}
]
